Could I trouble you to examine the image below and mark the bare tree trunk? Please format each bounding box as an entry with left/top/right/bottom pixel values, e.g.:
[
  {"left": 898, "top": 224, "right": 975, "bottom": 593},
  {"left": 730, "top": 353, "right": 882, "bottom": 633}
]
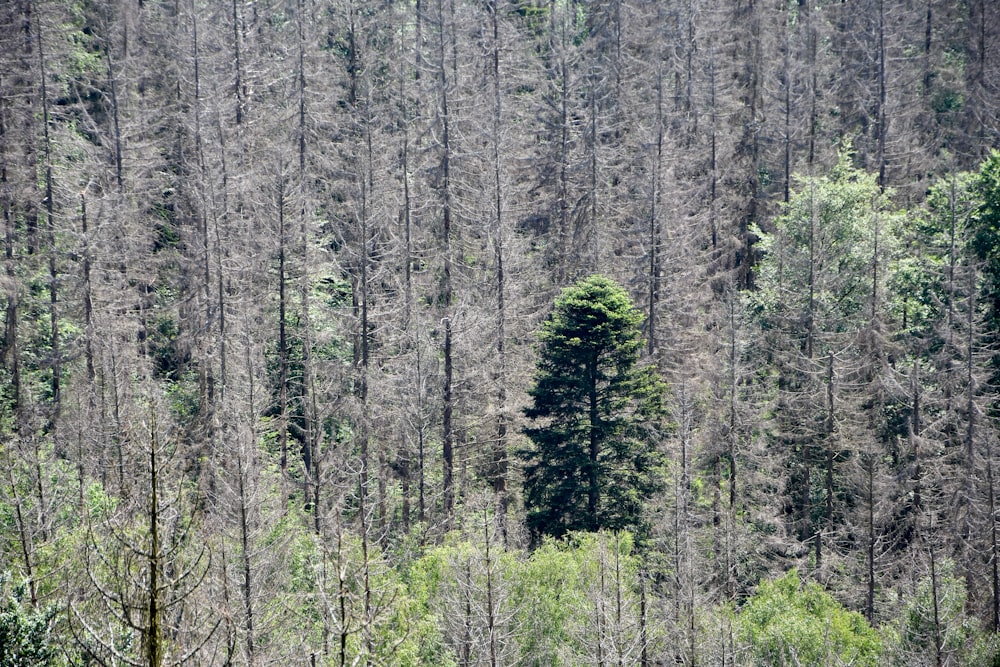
[
  {"left": 648, "top": 67, "right": 663, "bottom": 354},
  {"left": 875, "top": 0, "right": 887, "bottom": 189},
  {"left": 737, "top": 0, "right": 761, "bottom": 289},
  {"left": 100, "top": 4, "right": 124, "bottom": 192},
  {"left": 640, "top": 573, "right": 648, "bottom": 667},
  {"left": 818, "top": 353, "right": 835, "bottom": 576},
  {"left": 435, "top": 0, "right": 455, "bottom": 520},
  {"left": 483, "top": 508, "right": 498, "bottom": 667},
  {"left": 297, "top": 0, "right": 319, "bottom": 528},
  {"left": 417, "top": 334, "right": 427, "bottom": 524},
  {"left": 488, "top": 0, "right": 508, "bottom": 533},
  {"left": 80, "top": 191, "right": 95, "bottom": 388},
  {"left": 865, "top": 448, "right": 876, "bottom": 622},
  {"left": 146, "top": 406, "right": 163, "bottom": 667},
  {"left": 231, "top": 0, "right": 245, "bottom": 126},
  {"left": 35, "top": 11, "right": 59, "bottom": 429},
  {"left": 986, "top": 433, "right": 999, "bottom": 632},
  {"left": 4, "top": 449, "right": 36, "bottom": 605},
  {"left": 725, "top": 288, "right": 739, "bottom": 598},
  {"left": 277, "top": 181, "right": 290, "bottom": 481},
  {"left": 553, "top": 9, "right": 570, "bottom": 279},
  {"left": 930, "top": 541, "right": 942, "bottom": 667}
]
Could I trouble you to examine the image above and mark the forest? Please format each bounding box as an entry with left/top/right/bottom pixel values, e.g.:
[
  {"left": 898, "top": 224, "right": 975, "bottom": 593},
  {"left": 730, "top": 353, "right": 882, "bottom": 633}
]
[{"left": 1, "top": 0, "right": 1000, "bottom": 664}]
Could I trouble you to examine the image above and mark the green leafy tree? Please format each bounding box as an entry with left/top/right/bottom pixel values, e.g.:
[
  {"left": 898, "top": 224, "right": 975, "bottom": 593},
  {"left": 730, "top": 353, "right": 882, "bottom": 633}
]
[
  {"left": 752, "top": 149, "right": 902, "bottom": 574},
  {"left": 738, "top": 569, "right": 882, "bottom": 667},
  {"left": 520, "top": 275, "right": 667, "bottom": 540},
  {"left": 972, "top": 149, "right": 1000, "bottom": 329},
  {"left": 888, "top": 558, "right": 1000, "bottom": 667},
  {"left": 0, "top": 573, "right": 57, "bottom": 667}
]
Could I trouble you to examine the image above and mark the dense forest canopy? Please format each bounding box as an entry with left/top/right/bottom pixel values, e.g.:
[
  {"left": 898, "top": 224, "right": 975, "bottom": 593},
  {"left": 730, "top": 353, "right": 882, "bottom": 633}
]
[{"left": 1, "top": 0, "right": 1000, "bottom": 664}]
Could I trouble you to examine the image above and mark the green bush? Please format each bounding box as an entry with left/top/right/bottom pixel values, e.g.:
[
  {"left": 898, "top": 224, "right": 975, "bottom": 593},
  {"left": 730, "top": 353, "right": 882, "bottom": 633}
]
[
  {"left": 738, "top": 570, "right": 882, "bottom": 667},
  {"left": 0, "top": 573, "right": 57, "bottom": 667}
]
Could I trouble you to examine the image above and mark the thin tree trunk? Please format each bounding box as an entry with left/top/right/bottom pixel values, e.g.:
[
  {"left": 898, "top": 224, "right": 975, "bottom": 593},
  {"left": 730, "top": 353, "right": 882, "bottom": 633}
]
[
  {"left": 614, "top": 535, "right": 624, "bottom": 667},
  {"left": 726, "top": 288, "right": 739, "bottom": 598},
  {"left": 483, "top": 509, "right": 498, "bottom": 667},
  {"left": 146, "top": 406, "right": 163, "bottom": 667},
  {"left": 461, "top": 560, "right": 472, "bottom": 666},
  {"left": 236, "top": 439, "right": 255, "bottom": 661},
  {"left": 875, "top": 0, "right": 887, "bottom": 189},
  {"left": 640, "top": 573, "right": 648, "bottom": 667},
  {"left": 436, "top": 0, "right": 455, "bottom": 519},
  {"left": 588, "top": 355, "right": 600, "bottom": 529},
  {"left": 818, "top": 353, "right": 835, "bottom": 576},
  {"left": 36, "top": 14, "right": 59, "bottom": 427},
  {"left": 783, "top": 7, "right": 792, "bottom": 204},
  {"left": 709, "top": 54, "right": 718, "bottom": 251},
  {"left": 911, "top": 361, "right": 922, "bottom": 515},
  {"left": 416, "top": 329, "right": 427, "bottom": 525},
  {"left": 81, "top": 191, "right": 94, "bottom": 387},
  {"left": 489, "top": 0, "right": 508, "bottom": 527},
  {"left": 930, "top": 541, "right": 942, "bottom": 667},
  {"left": 232, "top": 0, "right": 245, "bottom": 126},
  {"left": 986, "top": 434, "right": 999, "bottom": 632},
  {"left": 738, "top": 0, "right": 761, "bottom": 289},
  {"left": 648, "top": 67, "right": 663, "bottom": 354},
  {"left": 277, "top": 183, "right": 289, "bottom": 480},
  {"left": 4, "top": 450, "right": 36, "bottom": 605},
  {"left": 554, "top": 11, "right": 570, "bottom": 278},
  {"left": 297, "top": 0, "right": 318, "bottom": 527},
  {"left": 965, "top": 268, "right": 976, "bottom": 470},
  {"left": 865, "top": 450, "right": 876, "bottom": 621},
  {"left": 93, "top": 1, "right": 125, "bottom": 194},
  {"left": 397, "top": 12, "right": 417, "bottom": 532}
]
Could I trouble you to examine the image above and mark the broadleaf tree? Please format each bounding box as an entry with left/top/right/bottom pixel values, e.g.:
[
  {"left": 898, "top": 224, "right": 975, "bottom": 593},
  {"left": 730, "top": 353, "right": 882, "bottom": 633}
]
[{"left": 521, "top": 275, "right": 667, "bottom": 541}]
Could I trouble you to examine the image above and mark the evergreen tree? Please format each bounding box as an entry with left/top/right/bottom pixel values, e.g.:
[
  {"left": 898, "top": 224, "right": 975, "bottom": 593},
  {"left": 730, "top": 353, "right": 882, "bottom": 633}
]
[
  {"left": 521, "top": 275, "right": 667, "bottom": 541},
  {"left": 972, "top": 150, "right": 1000, "bottom": 333},
  {"left": 0, "top": 573, "right": 57, "bottom": 667},
  {"left": 752, "top": 149, "right": 902, "bottom": 576}
]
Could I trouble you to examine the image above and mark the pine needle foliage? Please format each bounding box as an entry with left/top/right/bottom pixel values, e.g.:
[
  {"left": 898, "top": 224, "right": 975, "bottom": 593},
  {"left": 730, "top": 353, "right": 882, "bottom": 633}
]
[{"left": 521, "top": 275, "right": 667, "bottom": 542}]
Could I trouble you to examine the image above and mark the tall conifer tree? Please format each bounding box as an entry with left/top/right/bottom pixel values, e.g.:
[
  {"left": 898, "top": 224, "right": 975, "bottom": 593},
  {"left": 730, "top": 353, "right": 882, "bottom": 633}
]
[{"left": 521, "top": 275, "right": 667, "bottom": 541}]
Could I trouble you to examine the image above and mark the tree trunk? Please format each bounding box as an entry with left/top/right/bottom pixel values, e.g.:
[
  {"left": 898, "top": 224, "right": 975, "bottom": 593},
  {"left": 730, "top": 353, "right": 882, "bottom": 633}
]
[
  {"left": 436, "top": 0, "right": 455, "bottom": 519},
  {"left": 489, "top": 0, "right": 509, "bottom": 530},
  {"left": 588, "top": 355, "right": 600, "bottom": 530}
]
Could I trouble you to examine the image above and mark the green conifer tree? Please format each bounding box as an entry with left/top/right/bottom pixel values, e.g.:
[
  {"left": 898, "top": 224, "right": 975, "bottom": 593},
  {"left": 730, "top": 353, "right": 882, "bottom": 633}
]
[
  {"left": 972, "top": 150, "right": 1000, "bottom": 335},
  {"left": 521, "top": 275, "right": 667, "bottom": 541}
]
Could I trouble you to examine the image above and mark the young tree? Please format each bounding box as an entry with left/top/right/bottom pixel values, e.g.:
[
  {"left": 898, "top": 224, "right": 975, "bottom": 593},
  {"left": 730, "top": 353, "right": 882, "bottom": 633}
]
[
  {"left": 971, "top": 150, "right": 1000, "bottom": 334},
  {"left": 0, "top": 572, "right": 57, "bottom": 667},
  {"left": 70, "top": 397, "right": 218, "bottom": 667},
  {"left": 737, "top": 569, "right": 882, "bottom": 667},
  {"left": 753, "top": 149, "right": 900, "bottom": 574},
  {"left": 520, "top": 275, "right": 667, "bottom": 541}
]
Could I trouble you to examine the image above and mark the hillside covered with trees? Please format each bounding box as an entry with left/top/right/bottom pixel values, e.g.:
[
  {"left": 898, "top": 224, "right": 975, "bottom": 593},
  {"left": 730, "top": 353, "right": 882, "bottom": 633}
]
[{"left": 2, "top": 0, "right": 1000, "bottom": 664}]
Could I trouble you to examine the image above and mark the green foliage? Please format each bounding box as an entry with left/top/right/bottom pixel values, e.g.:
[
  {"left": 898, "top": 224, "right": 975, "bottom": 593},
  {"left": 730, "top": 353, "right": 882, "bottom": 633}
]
[
  {"left": 892, "top": 171, "right": 980, "bottom": 342},
  {"left": 521, "top": 275, "right": 667, "bottom": 540},
  {"left": 754, "top": 147, "right": 901, "bottom": 344},
  {"left": 513, "top": 0, "right": 550, "bottom": 35},
  {"left": 931, "top": 89, "right": 964, "bottom": 114},
  {"left": 737, "top": 569, "right": 882, "bottom": 667},
  {"left": 509, "top": 539, "right": 580, "bottom": 663},
  {"left": 886, "top": 558, "right": 1000, "bottom": 667},
  {"left": 511, "top": 531, "right": 644, "bottom": 666},
  {"left": 276, "top": 527, "right": 455, "bottom": 667},
  {"left": 0, "top": 573, "right": 58, "bottom": 667},
  {"left": 972, "top": 150, "right": 1000, "bottom": 326},
  {"left": 3, "top": 2, "right": 999, "bottom": 662},
  {"left": 314, "top": 536, "right": 453, "bottom": 667},
  {"left": 408, "top": 530, "right": 644, "bottom": 667},
  {"left": 751, "top": 150, "right": 906, "bottom": 551}
]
